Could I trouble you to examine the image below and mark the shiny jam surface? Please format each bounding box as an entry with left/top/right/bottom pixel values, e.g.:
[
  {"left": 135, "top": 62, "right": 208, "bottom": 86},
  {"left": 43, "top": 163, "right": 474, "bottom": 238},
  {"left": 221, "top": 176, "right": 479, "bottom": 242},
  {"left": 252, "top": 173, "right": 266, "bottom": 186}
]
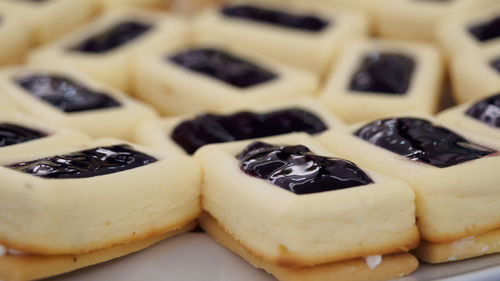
[
  {"left": 349, "top": 52, "right": 415, "bottom": 94},
  {"left": 15, "top": 74, "right": 121, "bottom": 113},
  {"left": 466, "top": 94, "right": 500, "bottom": 128},
  {"left": 469, "top": 15, "right": 500, "bottom": 42},
  {"left": 354, "top": 117, "right": 496, "bottom": 168},
  {"left": 0, "top": 123, "right": 47, "bottom": 147},
  {"left": 491, "top": 57, "right": 500, "bottom": 73},
  {"left": 238, "top": 142, "right": 373, "bottom": 194},
  {"left": 221, "top": 4, "right": 329, "bottom": 32},
  {"left": 6, "top": 144, "right": 157, "bottom": 179},
  {"left": 169, "top": 48, "right": 277, "bottom": 88},
  {"left": 171, "top": 108, "right": 328, "bottom": 154},
  {"left": 70, "top": 21, "right": 152, "bottom": 53}
]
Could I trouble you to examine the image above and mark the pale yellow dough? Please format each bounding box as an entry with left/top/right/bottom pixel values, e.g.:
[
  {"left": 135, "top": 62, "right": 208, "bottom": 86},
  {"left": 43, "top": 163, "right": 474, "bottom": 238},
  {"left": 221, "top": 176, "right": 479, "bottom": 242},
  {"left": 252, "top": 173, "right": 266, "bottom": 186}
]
[
  {"left": 194, "top": 1, "right": 369, "bottom": 75},
  {"left": 195, "top": 133, "right": 419, "bottom": 267},
  {"left": 134, "top": 98, "right": 344, "bottom": 155},
  {"left": 99, "top": 0, "right": 167, "bottom": 10},
  {"left": 134, "top": 43, "right": 318, "bottom": 115},
  {"left": 319, "top": 39, "right": 443, "bottom": 124},
  {"left": 0, "top": 65, "right": 158, "bottom": 140},
  {"left": 29, "top": 8, "right": 187, "bottom": 93},
  {"left": 0, "top": 11, "right": 31, "bottom": 66},
  {"left": 0, "top": 138, "right": 201, "bottom": 255},
  {"left": 318, "top": 113, "right": 500, "bottom": 244}
]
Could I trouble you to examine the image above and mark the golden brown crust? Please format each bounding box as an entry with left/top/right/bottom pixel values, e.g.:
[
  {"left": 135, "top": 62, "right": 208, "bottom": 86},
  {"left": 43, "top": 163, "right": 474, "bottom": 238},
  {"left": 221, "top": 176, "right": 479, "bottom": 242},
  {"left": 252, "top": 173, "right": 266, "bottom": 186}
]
[
  {"left": 0, "top": 221, "right": 196, "bottom": 281},
  {"left": 199, "top": 212, "right": 419, "bottom": 281},
  {"left": 414, "top": 226, "right": 500, "bottom": 264}
]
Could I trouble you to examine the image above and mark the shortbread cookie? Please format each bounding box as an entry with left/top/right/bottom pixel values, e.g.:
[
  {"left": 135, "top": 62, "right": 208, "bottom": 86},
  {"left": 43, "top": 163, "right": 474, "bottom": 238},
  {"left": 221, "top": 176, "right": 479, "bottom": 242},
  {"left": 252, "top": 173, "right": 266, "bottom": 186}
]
[
  {"left": 134, "top": 98, "right": 343, "bottom": 155},
  {"left": 449, "top": 48, "right": 500, "bottom": 103},
  {"left": 318, "top": 114, "right": 500, "bottom": 253},
  {"left": 0, "top": 0, "right": 95, "bottom": 45},
  {"left": 134, "top": 44, "right": 318, "bottom": 115},
  {"left": 196, "top": 133, "right": 419, "bottom": 270},
  {"left": 0, "top": 221, "right": 195, "bottom": 281},
  {"left": 0, "top": 10, "right": 31, "bottom": 65},
  {"left": 320, "top": 39, "right": 443, "bottom": 123},
  {"left": 29, "top": 8, "right": 187, "bottom": 93},
  {"left": 438, "top": 93, "right": 500, "bottom": 140},
  {"left": 0, "top": 138, "right": 201, "bottom": 255},
  {"left": 194, "top": 1, "right": 368, "bottom": 75},
  {"left": 0, "top": 66, "right": 157, "bottom": 140},
  {"left": 0, "top": 112, "right": 90, "bottom": 157},
  {"left": 437, "top": 4, "right": 500, "bottom": 58}
]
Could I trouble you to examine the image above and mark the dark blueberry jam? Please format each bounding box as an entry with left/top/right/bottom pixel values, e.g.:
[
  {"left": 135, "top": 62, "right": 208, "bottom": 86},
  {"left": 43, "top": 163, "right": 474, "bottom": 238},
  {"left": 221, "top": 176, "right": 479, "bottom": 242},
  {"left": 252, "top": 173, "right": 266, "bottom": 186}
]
[
  {"left": 350, "top": 52, "right": 415, "bottom": 94},
  {"left": 70, "top": 21, "right": 152, "bottom": 53},
  {"left": 6, "top": 144, "right": 157, "bottom": 179},
  {"left": 171, "top": 108, "right": 328, "bottom": 154},
  {"left": 238, "top": 142, "right": 373, "bottom": 194},
  {"left": 466, "top": 94, "right": 500, "bottom": 128},
  {"left": 169, "top": 48, "right": 277, "bottom": 88},
  {"left": 469, "top": 15, "right": 500, "bottom": 42},
  {"left": 0, "top": 123, "right": 47, "bottom": 147},
  {"left": 221, "top": 4, "right": 329, "bottom": 32},
  {"left": 491, "top": 57, "right": 500, "bottom": 73},
  {"left": 15, "top": 74, "right": 121, "bottom": 113},
  {"left": 354, "top": 118, "right": 496, "bottom": 168}
]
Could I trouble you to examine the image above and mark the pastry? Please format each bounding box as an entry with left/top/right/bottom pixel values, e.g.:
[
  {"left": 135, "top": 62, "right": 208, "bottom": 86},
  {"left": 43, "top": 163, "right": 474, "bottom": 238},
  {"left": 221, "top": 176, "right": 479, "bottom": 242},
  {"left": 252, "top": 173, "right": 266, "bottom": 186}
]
[
  {"left": 29, "top": 8, "right": 187, "bottom": 93},
  {"left": 134, "top": 44, "right": 318, "bottom": 115},
  {"left": 319, "top": 39, "right": 443, "bottom": 123},
  {"left": 449, "top": 48, "right": 500, "bottom": 103},
  {"left": 438, "top": 93, "right": 500, "bottom": 140},
  {"left": 196, "top": 133, "right": 419, "bottom": 280},
  {"left": 134, "top": 98, "right": 344, "bottom": 155},
  {"left": 318, "top": 114, "right": 500, "bottom": 262},
  {"left": 0, "top": 137, "right": 201, "bottom": 280},
  {"left": 0, "top": 0, "right": 95, "bottom": 45},
  {"left": 0, "top": 9, "right": 31, "bottom": 66},
  {"left": 0, "top": 65, "right": 158, "bottom": 140},
  {"left": 194, "top": 1, "right": 368, "bottom": 75}
]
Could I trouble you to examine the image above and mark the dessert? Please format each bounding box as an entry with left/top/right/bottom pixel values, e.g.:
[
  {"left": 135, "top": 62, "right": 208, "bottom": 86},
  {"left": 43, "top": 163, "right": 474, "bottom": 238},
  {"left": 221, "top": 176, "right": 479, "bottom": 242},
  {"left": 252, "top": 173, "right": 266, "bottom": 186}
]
[
  {"left": 196, "top": 133, "right": 419, "bottom": 280},
  {"left": 0, "top": 66, "right": 158, "bottom": 140},
  {"left": 0, "top": 0, "right": 95, "bottom": 45},
  {"left": 0, "top": 138, "right": 201, "bottom": 280},
  {"left": 134, "top": 44, "right": 318, "bottom": 115},
  {"left": 134, "top": 98, "right": 343, "bottom": 155},
  {"left": 194, "top": 1, "right": 368, "bottom": 75},
  {"left": 438, "top": 93, "right": 500, "bottom": 140},
  {"left": 318, "top": 114, "right": 500, "bottom": 263},
  {"left": 28, "top": 8, "right": 187, "bottom": 93},
  {"left": 0, "top": 10, "right": 31, "bottom": 66},
  {"left": 320, "top": 39, "right": 443, "bottom": 123}
]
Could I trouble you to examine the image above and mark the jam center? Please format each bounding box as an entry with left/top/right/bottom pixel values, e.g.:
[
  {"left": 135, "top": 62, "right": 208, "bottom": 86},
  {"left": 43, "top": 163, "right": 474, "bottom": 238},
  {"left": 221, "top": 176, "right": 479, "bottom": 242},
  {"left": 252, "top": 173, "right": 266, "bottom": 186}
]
[
  {"left": 466, "top": 94, "right": 500, "bottom": 128},
  {"left": 0, "top": 123, "right": 47, "bottom": 148},
  {"left": 469, "top": 15, "right": 500, "bottom": 42}
]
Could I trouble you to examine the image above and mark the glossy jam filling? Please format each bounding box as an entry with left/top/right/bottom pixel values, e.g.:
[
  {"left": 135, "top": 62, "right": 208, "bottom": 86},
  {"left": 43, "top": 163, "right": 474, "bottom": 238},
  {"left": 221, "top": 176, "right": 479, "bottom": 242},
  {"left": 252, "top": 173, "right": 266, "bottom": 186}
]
[
  {"left": 0, "top": 123, "right": 47, "bottom": 148},
  {"left": 70, "top": 21, "right": 152, "bottom": 53},
  {"left": 15, "top": 74, "right": 121, "bottom": 113},
  {"left": 354, "top": 117, "right": 496, "bottom": 168},
  {"left": 221, "top": 4, "right": 329, "bottom": 32},
  {"left": 238, "top": 142, "right": 373, "bottom": 195},
  {"left": 491, "top": 57, "right": 500, "bottom": 73},
  {"left": 169, "top": 48, "right": 277, "bottom": 88},
  {"left": 469, "top": 15, "right": 500, "bottom": 42},
  {"left": 466, "top": 94, "right": 500, "bottom": 128},
  {"left": 6, "top": 144, "right": 157, "bottom": 179},
  {"left": 171, "top": 108, "right": 328, "bottom": 154},
  {"left": 349, "top": 52, "right": 415, "bottom": 94}
]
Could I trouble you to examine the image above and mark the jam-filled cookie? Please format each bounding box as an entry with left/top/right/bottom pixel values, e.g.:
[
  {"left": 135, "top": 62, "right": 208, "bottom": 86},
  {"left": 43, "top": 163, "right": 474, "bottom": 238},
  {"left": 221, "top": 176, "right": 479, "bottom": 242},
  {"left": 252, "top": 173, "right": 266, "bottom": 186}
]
[
  {"left": 134, "top": 43, "right": 318, "bottom": 115},
  {"left": 0, "top": 9, "right": 31, "bottom": 65},
  {"left": 319, "top": 114, "right": 500, "bottom": 263},
  {"left": 438, "top": 93, "right": 500, "bottom": 140},
  {"left": 437, "top": 4, "right": 500, "bottom": 57},
  {"left": 134, "top": 98, "right": 343, "bottom": 155},
  {"left": 0, "top": 0, "right": 95, "bottom": 45},
  {"left": 196, "top": 133, "right": 419, "bottom": 281},
  {"left": 319, "top": 39, "right": 443, "bottom": 123},
  {"left": 29, "top": 8, "right": 187, "bottom": 93},
  {"left": 0, "top": 138, "right": 201, "bottom": 280},
  {"left": 194, "top": 1, "right": 368, "bottom": 75},
  {"left": 450, "top": 48, "right": 500, "bottom": 103},
  {"left": 0, "top": 66, "right": 157, "bottom": 140}
]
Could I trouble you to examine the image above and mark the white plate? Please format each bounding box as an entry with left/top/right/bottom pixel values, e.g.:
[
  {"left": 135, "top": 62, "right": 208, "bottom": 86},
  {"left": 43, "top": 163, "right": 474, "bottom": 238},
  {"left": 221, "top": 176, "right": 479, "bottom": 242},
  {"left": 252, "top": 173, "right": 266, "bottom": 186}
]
[{"left": 51, "top": 232, "right": 500, "bottom": 281}]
